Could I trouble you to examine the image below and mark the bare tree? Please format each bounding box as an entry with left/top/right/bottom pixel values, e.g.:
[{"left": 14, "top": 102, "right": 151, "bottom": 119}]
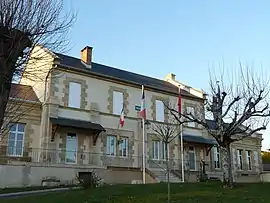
[
  {"left": 166, "top": 67, "right": 270, "bottom": 188},
  {"left": 151, "top": 109, "right": 178, "bottom": 203},
  {"left": 0, "top": 0, "right": 75, "bottom": 133}
]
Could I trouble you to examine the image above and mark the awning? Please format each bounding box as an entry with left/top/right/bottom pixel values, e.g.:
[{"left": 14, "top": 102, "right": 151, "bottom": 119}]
[
  {"left": 50, "top": 117, "right": 106, "bottom": 132},
  {"left": 182, "top": 134, "right": 217, "bottom": 146}
]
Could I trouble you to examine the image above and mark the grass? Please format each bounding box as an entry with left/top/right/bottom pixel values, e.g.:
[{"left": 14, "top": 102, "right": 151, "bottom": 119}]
[{"left": 1, "top": 182, "right": 269, "bottom": 203}]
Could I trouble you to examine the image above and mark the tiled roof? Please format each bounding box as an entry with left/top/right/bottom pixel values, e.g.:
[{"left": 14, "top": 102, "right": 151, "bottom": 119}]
[
  {"left": 54, "top": 53, "right": 202, "bottom": 99},
  {"left": 9, "top": 84, "right": 40, "bottom": 102}
]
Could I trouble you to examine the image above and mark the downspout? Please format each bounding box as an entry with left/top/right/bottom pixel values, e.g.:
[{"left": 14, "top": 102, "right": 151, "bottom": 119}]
[{"left": 42, "top": 65, "right": 57, "bottom": 161}]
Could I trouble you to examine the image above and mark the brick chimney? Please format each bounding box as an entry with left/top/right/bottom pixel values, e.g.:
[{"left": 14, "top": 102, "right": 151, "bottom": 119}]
[{"left": 81, "top": 46, "right": 93, "bottom": 65}]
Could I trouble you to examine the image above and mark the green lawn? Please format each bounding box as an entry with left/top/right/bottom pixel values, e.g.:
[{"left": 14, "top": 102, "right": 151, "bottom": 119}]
[{"left": 1, "top": 182, "right": 269, "bottom": 203}]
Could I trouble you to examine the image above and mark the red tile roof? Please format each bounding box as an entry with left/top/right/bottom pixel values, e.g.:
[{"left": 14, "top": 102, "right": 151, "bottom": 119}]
[{"left": 9, "top": 84, "right": 40, "bottom": 102}]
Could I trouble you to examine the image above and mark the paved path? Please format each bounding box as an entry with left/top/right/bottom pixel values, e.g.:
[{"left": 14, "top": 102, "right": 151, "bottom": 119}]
[{"left": 0, "top": 187, "right": 81, "bottom": 199}]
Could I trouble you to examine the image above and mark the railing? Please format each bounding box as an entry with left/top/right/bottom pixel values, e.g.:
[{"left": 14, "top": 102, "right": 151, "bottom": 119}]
[{"left": 0, "top": 146, "right": 262, "bottom": 174}]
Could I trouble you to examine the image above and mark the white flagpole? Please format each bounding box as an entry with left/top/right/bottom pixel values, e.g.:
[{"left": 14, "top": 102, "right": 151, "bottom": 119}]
[
  {"left": 142, "top": 117, "right": 146, "bottom": 184},
  {"left": 180, "top": 123, "right": 184, "bottom": 182}
]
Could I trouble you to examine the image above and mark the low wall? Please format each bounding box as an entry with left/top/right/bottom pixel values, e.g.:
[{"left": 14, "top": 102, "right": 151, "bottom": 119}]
[
  {"left": 260, "top": 172, "right": 270, "bottom": 182},
  {"left": 0, "top": 164, "right": 155, "bottom": 188}
]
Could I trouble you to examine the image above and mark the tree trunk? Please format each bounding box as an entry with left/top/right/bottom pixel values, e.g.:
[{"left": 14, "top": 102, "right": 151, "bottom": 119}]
[
  {"left": 0, "top": 26, "right": 31, "bottom": 131},
  {"left": 221, "top": 143, "right": 234, "bottom": 188},
  {"left": 166, "top": 143, "right": 170, "bottom": 203}
]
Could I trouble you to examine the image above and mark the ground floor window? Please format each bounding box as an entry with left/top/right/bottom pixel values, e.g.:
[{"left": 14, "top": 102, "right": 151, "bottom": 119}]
[
  {"left": 213, "top": 147, "right": 221, "bottom": 169},
  {"left": 188, "top": 146, "right": 196, "bottom": 170},
  {"left": 152, "top": 140, "right": 166, "bottom": 160},
  {"left": 106, "top": 135, "right": 116, "bottom": 156},
  {"left": 7, "top": 123, "right": 25, "bottom": 157},
  {"left": 246, "top": 150, "right": 252, "bottom": 170},
  {"left": 119, "top": 137, "right": 128, "bottom": 157},
  {"left": 237, "top": 149, "right": 243, "bottom": 170},
  {"left": 66, "top": 133, "right": 77, "bottom": 164}
]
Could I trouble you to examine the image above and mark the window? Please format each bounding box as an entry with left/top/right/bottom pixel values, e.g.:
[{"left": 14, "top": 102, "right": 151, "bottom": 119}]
[
  {"left": 161, "top": 142, "right": 166, "bottom": 160},
  {"left": 155, "top": 100, "right": 165, "bottom": 122},
  {"left": 113, "top": 91, "right": 124, "bottom": 115},
  {"left": 152, "top": 140, "right": 166, "bottom": 160},
  {"left": 186, "top": 106, "right": 195, "bottom": 127},
  {"left": 188, "top": 146, "right": 196, "bottom": 170},
  {"left": 119, "top": 137, "right": 128, "bottom": 157},
  {"left": 106, "top": 136, "right": 116, "bottom": 156},
  {"left": 213, "top": 147, "right": 221, "bottom": 169},
  {"left": 8, "top": 123, "right": 25, "bottom": 157},
  {"left": 66, "top": 133, "right": 77, "bottom": 164},
  {"left": 68, "top": 82, "right": 81, "bottom": 108},
  {"left": 246, "top": 150, "right": 252, "bottom": 170},
  {"left": 237, "top": 149, "right": 243, "bottom": 170}
]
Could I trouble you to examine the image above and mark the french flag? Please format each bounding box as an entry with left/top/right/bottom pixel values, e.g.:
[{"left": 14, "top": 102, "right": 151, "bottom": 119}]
[
  {"left": 119, "top": 105, "right": 125, "bottom": 127},
  {"left": 140, "top": 85, "right": 146, "bottom": 120},
  {"left": 178, "top": 87, "right": 182, "bottom": 115}
]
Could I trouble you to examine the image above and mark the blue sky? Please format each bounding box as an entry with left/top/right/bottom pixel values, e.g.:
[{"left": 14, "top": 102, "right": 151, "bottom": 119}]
[{"left": 64, "top": 0, "right": 270, "bottom": 149}]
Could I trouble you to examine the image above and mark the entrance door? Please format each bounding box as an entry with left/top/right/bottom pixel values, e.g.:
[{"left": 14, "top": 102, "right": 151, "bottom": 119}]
[
  {"left": 188, "top": 146, "right": 196, "bottom": 170},
  {"left": 66, "top": 133, "right": 77, "bottom": 164}
]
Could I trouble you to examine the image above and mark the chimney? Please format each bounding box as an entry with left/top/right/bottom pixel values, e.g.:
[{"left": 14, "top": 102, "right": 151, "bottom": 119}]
[
  {"left": 166, "top": 73, "right": 176, "bottom": 80},
  {"left": 81, "top": 46, "right": 93, "bottom": 65}
]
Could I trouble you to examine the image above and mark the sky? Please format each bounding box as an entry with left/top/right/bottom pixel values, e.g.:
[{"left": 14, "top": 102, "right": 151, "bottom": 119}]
[{"left": 64, "top": 0, "right": 270, "bottom": 150}]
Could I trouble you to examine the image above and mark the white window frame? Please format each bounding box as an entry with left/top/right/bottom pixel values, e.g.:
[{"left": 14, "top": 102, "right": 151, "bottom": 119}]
[
  {"left": 68, "top": 82, "right": 81, "bottom": 108},
  {"left": 237, "top": 149, "right": 243, "bottom": 170},
  {"left": 106, "top": 135, "right": 116, "bottom": 156},
  {"left": 246, "top": 150, "right": 252, "bottom": 171},
  {"left": 113, "top": 91, "right": 124, "bottom": 115},
  {"left": 152, "top": 140, "right": 160, "bottom": 160},
  {"left": 155, "top": 100, "right": 165, "bottom": 122},
  {"left": 186, "top": 106, "right": 195, "bottom": 127},
  {"left": 65, "top": 133, "right": 78, "bottom": 164},
  {"left": 161, "top": 141, "right": 166, "bottom": 160},
  {"left": 119, "top": 137, "right": 128, "bottom": 158},
  {"left": 188, "top": 146, "right": 196, "bottom": 171},
  {"left": 213, "top": 147, "right": 221, "bottom": 169},
  {"left": 7, "top": 123, "right": 25, "bottom": 157}
]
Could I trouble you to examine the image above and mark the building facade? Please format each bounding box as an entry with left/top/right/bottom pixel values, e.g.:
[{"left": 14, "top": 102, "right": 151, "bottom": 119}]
[{"left": 0, "top": 46, "right": 263, "bottom": 187}]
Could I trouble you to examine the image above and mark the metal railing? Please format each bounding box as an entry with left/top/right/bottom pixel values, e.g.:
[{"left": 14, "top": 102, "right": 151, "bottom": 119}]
[{"left": 0, "top": 146, "right": 262, "bottom": 174}]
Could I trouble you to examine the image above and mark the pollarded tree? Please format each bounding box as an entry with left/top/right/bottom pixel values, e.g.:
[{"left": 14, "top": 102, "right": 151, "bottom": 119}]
[
  {"left": 0, "top": 0, "right": 75, "bottom": 133},
  {"left": 166, "top": 67, "right": 270, "bottom": 188}
]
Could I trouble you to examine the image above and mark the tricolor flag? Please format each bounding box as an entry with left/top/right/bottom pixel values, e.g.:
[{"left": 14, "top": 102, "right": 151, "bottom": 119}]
[
  {"left": 178, "top": 87, "right": 182, "bottom": 116},
  {"left": 140, "top": 85, "right": 146, "bottom": 120},
  {"left": 119, "top": 104, "right": 125, "bottom": 127}
]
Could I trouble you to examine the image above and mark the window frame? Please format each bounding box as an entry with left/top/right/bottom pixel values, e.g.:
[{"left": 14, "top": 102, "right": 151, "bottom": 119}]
[
  {"left": 68, "top": 82, "right": 82, "bottom": 109},
  {"left": 188, "top": 146, "right": 196, "bottom": 171},
  {"left": 119, "top": 137, "right": 128, "bottom": 158},
  {"left": 7, "top": 123, "right": 25, "bottom": 157},
  {"left": 106, "top": 135, "right": 117, "bottom": 156},
  {"left": 112, "top": 91, "right": 124, "bottom": 115},
  {"left": 155, "top": 100, "right": 165, "bottom": 122}
]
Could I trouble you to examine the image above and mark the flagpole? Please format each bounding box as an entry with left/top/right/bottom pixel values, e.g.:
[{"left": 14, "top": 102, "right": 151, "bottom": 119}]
[
  {"left": 142, "top": 117, "right": 146, "bottom": 184},
  {"left": 180, "top": 123, "right": 184, "bottom": 182}
]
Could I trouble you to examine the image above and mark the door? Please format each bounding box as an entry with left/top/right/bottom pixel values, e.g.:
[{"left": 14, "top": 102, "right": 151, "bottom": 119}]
[
  {"left": 66, "top": 133, "right": 77, "bottom": 164},
  {"left": 189, "top": 146, "right": 196, "bottom": 170}
]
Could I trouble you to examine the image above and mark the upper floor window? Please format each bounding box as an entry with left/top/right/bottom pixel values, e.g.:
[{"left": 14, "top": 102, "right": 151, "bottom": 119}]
[
  {"left": 8, "top": 123, "right": 25, "bottom": 157},
  {"left": 156, "top": 100, "right": 164, "bottom": 122},
  {"left": 186, "top": 106, "right": 195, "bottom": 127},
  {"left": 119, "top": 137, "right": 128, "bottom": 158},
  {"left": 68, "top": 82, "right": 81, "bottom": 108},
  {"left": 237, "top": 149, "right": 243, "bottom": 170},
  {"left": 213, "top": 147, "right": 221, "bottom": 169},
  {"left": 246, "top": 150, "right": 252, "bottom": 170},
  {"left": 113, "top": 91, "right": 124, "bottom": 115}
]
